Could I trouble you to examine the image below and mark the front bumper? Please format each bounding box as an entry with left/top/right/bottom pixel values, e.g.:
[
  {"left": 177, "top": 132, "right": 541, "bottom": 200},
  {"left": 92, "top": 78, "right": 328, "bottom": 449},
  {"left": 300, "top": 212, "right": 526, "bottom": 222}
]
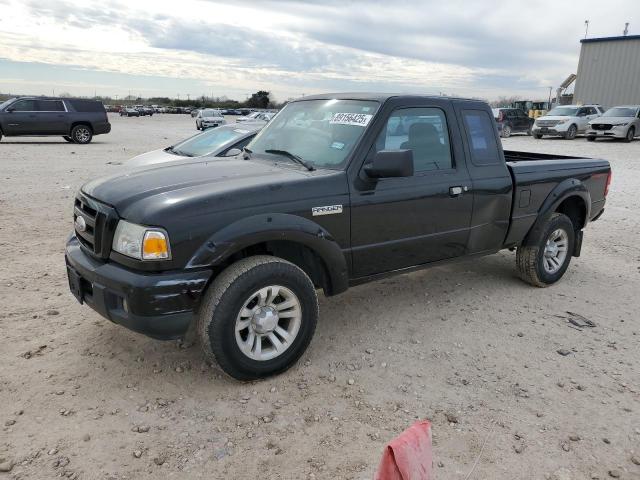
[
  {"left": 65, "top": 235, "right": 212, "bottom": 339},
  {"left": 532, "top": 124, "right": 569, "bottom": 135},
  {"left": 586, "top": 127, "right": 626, "bottom": 138}
]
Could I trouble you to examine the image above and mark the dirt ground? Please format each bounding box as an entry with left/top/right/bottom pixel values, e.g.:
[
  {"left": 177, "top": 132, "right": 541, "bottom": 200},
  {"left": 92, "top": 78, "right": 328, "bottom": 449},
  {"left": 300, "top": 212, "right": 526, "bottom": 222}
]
[{"left": 1, "top": 114, "right": 639, "bottom": 480}]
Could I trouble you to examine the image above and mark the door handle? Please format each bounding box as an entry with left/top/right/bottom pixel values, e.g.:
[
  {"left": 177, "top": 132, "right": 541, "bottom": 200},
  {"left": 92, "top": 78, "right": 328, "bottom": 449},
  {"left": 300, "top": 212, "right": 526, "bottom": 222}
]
[{"left": 449, "top": 185, "right": 470, "bottom": 197}]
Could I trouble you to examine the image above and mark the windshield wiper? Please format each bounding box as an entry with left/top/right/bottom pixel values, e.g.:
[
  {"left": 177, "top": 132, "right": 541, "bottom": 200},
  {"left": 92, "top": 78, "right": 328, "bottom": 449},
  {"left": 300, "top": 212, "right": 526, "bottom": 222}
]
[{"left": 265, "top": 149, "right": 315, "bottom": 171}]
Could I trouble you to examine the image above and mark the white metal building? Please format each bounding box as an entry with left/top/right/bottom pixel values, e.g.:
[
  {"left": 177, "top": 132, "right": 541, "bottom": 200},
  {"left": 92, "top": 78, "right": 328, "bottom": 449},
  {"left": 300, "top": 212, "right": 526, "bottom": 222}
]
[{"left": 573, "top": 35, "right": 640, "bottom": 107}]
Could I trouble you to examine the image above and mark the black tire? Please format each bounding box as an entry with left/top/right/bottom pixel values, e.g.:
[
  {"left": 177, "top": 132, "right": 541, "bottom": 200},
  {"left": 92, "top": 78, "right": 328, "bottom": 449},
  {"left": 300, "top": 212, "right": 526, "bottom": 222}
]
[
  {"left": 62, "top": 136, "right": 73, "bottom": 143},
  {"left": 198, "top": 255, "right": 319, "bottom": 380},
  {"left": 516, "top": 213, "right": 575, "bottom": 287},
  {"left": 624, "top": 126, "right": 635, "bottom": 143},
  {"left": 534, "top": 133, "right": 543, "bottom": 139},
  {"left": 564, "top": 124, "right": 577, "bottom": 140},
  {"left": 501, "top": 124, "right": 512, "bottom": 138},
  {"left": 587, "top": 136, "right": 596, "bottom": 142},
  {"left": 70, "top": 125, "right": 93, "bottom": 144}
]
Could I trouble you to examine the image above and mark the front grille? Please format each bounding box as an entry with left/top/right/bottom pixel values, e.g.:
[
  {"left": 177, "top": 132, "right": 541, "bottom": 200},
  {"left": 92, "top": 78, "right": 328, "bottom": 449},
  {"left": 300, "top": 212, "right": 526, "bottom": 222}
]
[
  {"left": 537, "top": 120, "right": 560, "bottom": 127},
  {"left": 591, "top": 124, "right": 612, "bottom": 131},
  {"left": 73, "top": 194, "right": 118, "bottom": 259}
]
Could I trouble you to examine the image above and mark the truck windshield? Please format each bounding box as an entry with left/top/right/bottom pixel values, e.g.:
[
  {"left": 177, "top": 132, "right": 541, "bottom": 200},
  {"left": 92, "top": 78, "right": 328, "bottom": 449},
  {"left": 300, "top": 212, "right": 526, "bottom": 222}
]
[
  {"left": 603, "top": 107, "right": 637, "bottom": 117},
  {"left": 547, "top": 107, "right": 579, "bottom": 116},
  {"left": 248, "top": 99, "right": 379, "bottom": 169},
  {"left": 169, "top": 126, "right": 249, "bottom": 157}
]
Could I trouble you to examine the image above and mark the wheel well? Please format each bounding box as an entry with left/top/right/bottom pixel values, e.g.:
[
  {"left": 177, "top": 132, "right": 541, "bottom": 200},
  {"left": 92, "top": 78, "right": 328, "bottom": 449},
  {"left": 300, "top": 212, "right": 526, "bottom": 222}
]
[
  {"left": 71, "top": 121, "right": 93, "bottom": 133},
  {"left": 215, "top": 241, "right": 333, "bottom": 295},
  {"left": 556, "top": 196, "right": 586, "bottom": 230}
]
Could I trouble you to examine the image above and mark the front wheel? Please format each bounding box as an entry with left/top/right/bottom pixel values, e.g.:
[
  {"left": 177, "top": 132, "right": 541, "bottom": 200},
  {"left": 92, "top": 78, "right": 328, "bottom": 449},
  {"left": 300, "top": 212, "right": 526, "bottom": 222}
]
[
  {"left": 624, "top": 126, "right": 635, "bottom": 143},
  {"left": 500, "top": 124, "right": 512, "bottom": 138},
  {"left": 516, "top": 213, "right": 575, "bottom": 287},
  {"left": 198, "top": 256, "right": 319, "bottom": 380},
  {"left": 70, "top": 125, "right": 93, "bottom": 144},
  {"left": 564, "top": 124, "right": 577, "bottom": 140},
  {"left": 534, "top": 133, "right": 543, "bottom": 139}
]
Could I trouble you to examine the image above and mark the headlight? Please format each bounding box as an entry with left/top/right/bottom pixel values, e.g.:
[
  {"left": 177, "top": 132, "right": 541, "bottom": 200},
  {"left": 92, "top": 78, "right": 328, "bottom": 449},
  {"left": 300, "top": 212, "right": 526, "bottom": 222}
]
[
  {"left": 612, "top": 122, "right": 629, "bottom": 127},
  {"left": 556, "top": 119, "right": 568, "bottom": 124},
  {"left": 112, "top": 220, "right": 171, "bottom": 260}
]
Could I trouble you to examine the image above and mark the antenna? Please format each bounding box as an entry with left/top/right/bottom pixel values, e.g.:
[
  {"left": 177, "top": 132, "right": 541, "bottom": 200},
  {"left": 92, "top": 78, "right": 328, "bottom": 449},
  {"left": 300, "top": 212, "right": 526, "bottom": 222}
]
[
  {"left": 584, "top": 20, "right": 589, "bottom": 39},
  {"left": 623, "top": 22, "right": 629, "bottom": 36}
]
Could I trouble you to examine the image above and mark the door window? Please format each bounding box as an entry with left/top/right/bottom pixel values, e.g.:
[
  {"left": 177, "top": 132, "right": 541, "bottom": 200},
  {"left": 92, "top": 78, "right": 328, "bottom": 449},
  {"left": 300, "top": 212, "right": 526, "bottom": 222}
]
[
  {"left": 374, "top": 107, "right": 453, "bottom": 172},
  {"left": 461, "top": 110, "right": 500, "bottom": 166},
  {"left": 35, "top": 100, "right": 65, "bottom": 112},
  {"left": 9, "top": 100, "right": 37, "bottom": 111}
]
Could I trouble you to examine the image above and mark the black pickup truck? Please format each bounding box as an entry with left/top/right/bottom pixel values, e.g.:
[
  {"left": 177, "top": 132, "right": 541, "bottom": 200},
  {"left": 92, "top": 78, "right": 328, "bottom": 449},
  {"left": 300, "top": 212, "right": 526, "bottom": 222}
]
[
  {"left": 0, "top": 97, "right": 110, "bottom": 144},
  {"left": 65, "top": 94, "right": 611, "bottom": 379}
]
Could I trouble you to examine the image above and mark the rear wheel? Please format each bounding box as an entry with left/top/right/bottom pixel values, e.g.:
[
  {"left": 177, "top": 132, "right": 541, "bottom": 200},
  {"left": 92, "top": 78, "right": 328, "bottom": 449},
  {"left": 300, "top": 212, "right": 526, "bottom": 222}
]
[
  {"left": 198, "top": 256, "right": 319, "bottom": 380},
  {"left": 564, "top": 124, "right": 577, "bottom": 140},
  {"left": 624, "top": 126, "right": 635, "bottom": 143},
  {"left": 70, "top": 125, "right": 93, "bottom": 144},
  {"left": 516, "top": 213, "right": 575, "bottom": 287}
]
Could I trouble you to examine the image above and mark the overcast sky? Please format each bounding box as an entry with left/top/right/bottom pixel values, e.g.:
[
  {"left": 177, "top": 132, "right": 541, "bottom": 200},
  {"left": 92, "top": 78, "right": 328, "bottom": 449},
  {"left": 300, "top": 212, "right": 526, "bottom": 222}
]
[{"left": 0, "top": 0, "right": 637, "bottom": 101}]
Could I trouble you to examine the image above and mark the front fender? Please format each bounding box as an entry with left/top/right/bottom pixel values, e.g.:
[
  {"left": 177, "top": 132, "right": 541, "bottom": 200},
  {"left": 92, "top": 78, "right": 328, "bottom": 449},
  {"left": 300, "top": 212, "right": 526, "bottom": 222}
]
[
  {"left": 186, "top": 213, "right": 349, "bottom": 295},
  {"left": 523, "top": 178, "right": 591, "bottom": 247}
]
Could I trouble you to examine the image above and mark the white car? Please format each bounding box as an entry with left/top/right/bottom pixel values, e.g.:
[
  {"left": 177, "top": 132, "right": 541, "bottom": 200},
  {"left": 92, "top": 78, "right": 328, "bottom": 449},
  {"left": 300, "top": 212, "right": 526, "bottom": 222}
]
[
  {"left": 236, "top": 111, "right": 275, "bottom": 123},
  {"left": 586, "top": 105, "right": 640, "bottom": 143},
  {"left": 196, "top": 109, "right": 226, "bottom": 130},
  {"left": 532, "top": 105, "right": 604, "bottom": 140}
]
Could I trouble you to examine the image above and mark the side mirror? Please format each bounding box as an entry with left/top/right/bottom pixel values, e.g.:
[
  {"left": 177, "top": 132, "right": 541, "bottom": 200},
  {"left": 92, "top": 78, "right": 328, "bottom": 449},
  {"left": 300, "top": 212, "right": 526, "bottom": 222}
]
[
  {"left": 224, "top": 148, "right": 242, "bottom": 157},
  {"left": 6, "top": 107, "right": 14, "bottom": 113},
  {"left": 364, "top": 150, "right": 414, "bottom": 178}
]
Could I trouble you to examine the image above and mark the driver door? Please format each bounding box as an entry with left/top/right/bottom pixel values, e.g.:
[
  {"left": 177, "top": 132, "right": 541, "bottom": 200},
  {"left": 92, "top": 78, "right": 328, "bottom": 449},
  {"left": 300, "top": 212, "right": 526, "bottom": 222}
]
[
  {"left": 3, "top": 99, "right": 38, "bottom": 135},
  {"left": 350, "top": 99, "right": 473, "bottom": 277}
]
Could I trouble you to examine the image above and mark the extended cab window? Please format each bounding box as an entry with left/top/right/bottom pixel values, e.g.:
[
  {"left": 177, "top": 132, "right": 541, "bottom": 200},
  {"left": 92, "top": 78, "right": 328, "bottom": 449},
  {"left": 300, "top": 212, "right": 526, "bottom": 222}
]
[
  {"left": 375, "top": 107, "right": 452, "bottom": 172},
  {"left": 462, "top": 110, "right": 500, "bottom": 166}
]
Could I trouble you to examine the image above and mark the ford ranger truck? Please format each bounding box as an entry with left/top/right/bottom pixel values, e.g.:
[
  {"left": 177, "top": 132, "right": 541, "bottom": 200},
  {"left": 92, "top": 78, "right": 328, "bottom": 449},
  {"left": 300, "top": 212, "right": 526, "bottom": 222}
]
[{"left": 65, "top": 94, "right": 612, "bottom": 380}]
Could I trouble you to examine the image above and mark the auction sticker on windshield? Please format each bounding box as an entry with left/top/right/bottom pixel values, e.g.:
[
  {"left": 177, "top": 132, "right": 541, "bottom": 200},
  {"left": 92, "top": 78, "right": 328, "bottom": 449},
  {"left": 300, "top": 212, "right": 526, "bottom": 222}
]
[{"left": 330, "top": 113, "right": 373, "bottom": 127}]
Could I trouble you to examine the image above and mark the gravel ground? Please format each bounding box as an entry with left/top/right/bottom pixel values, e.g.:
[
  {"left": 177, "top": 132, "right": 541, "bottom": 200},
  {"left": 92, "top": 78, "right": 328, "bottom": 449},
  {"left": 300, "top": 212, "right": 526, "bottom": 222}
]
[{"left": 1, "top": 114, "right": 639, "bottom": 480}]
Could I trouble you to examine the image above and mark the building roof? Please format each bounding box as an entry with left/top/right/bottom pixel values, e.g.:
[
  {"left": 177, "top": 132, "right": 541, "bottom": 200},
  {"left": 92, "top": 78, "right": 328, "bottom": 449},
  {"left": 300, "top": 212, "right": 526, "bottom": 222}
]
[{"left": 581, "top": 35, "right": 640, "bottom": 44}]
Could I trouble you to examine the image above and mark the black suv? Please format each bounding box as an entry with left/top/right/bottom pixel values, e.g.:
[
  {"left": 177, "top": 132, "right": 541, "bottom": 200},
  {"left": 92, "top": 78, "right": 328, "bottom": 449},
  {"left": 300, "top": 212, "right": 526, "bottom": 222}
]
[
  {"left": 492, "top": 108, "right": 534, "bottom": 138},
  {"left": 0, "top": 97, "right": 111, "bottom": 144}
]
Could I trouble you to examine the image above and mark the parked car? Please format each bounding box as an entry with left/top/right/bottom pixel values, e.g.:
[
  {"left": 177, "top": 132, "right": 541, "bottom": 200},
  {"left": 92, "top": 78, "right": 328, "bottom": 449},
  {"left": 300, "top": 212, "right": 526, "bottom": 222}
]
[
  {"left": 120, "top": 107, "right": 140, "bottom": 117},
  {"left": 65, "top": 93, "right": 611, "bottom": 379},
  {"left": 586, "top": 105, "right": 640, "bottom": 142},
  {"left": 492, "top": 108, "right": 534, "bottom": 138},
  {"left": 236, "top": 111, "right": 275, "bottom": 123},
  {"left": 196, "top": 109, "right": 226, "bottom": 130},
  {"left": 532, "top": 105, "right": 604, "bottom": 139},
  {"left": 126, "top": 124, "right": 262, "bottom": 168},
  {"left": 0, "top": 96, "right": 110, "bottom": 144}
]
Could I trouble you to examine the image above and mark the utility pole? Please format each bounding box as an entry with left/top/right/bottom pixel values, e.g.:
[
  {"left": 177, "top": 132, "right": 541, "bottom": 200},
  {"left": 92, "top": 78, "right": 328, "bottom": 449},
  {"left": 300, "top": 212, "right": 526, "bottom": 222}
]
[
  {"left": 548, "top": 86, "right": 553, "bottom": 108},
  {"left": 584, "top": 20, "right": 589, "bottom": 39}
]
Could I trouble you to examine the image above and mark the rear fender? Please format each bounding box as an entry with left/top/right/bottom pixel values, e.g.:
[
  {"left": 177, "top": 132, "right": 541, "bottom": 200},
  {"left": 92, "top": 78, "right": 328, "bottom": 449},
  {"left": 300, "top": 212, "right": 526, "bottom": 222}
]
[
  {"left": 522, "top": 179, "right": 590, "bottom": 248},
  {"left": 186, "top": 213, "right": 349, "bottom": 295}
]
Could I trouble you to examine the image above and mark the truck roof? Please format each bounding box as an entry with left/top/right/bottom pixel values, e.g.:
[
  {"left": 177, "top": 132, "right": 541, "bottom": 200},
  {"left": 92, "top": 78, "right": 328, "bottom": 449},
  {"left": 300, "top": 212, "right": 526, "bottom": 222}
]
[{"left": 297, "top": 92, "right": 481, "bottom": 103}]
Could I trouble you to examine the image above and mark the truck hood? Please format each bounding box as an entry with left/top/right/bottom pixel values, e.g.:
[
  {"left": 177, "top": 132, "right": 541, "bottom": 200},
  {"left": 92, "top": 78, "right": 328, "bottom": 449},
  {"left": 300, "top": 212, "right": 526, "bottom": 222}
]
[{"left": 82, "top": 158, "right": 315, "bottom": 220}]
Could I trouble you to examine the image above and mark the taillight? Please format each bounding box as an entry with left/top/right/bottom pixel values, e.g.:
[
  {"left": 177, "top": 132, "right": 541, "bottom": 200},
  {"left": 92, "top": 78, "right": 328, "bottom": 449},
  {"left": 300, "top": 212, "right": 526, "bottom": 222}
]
[{"left": 604, "top": 170, "right": 612, "bottom": 197}]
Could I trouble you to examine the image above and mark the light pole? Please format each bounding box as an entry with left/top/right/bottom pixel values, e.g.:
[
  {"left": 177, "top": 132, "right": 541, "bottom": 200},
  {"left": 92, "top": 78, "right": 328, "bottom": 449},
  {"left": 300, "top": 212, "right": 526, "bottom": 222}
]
[
  {"left": 584, "top": 20, "right": 589, "bottom": 39},
  {"left": 548, "top": 86, "right": 553, "bottom": 108}
]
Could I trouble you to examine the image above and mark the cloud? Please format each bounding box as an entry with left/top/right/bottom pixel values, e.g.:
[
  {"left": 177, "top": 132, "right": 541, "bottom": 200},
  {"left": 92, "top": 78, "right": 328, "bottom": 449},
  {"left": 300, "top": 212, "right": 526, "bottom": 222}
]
[{"left": 3, "top": 0, "right": 638, "bottom": 99}]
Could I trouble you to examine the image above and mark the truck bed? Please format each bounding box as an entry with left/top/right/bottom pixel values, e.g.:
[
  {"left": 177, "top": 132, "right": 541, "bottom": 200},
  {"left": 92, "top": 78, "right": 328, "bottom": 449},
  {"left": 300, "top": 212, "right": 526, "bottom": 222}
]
[{"left": 502, "top": 150, "right": 610, "bottom": 246}]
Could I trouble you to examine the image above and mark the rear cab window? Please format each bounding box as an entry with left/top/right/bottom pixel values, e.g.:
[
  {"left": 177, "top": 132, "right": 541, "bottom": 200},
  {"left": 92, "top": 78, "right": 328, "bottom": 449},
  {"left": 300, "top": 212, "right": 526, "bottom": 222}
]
[{"left": 461, "top": 110, "right": 500, "bottom": 166}]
